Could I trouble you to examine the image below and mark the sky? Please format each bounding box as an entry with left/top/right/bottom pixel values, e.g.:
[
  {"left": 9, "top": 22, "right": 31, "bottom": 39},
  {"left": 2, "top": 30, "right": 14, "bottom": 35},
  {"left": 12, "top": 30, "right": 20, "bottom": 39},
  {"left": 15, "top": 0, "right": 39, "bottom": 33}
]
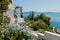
[{"left": 12, "top": 0, "right": 60, "bottom": 12}]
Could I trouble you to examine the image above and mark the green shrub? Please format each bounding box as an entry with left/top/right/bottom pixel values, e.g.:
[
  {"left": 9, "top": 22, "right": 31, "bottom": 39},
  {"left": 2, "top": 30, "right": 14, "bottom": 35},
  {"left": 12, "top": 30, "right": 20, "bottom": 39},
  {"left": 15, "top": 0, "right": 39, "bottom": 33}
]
[{"left": 38, "top": 29, "right": 45, "bottom": 33}]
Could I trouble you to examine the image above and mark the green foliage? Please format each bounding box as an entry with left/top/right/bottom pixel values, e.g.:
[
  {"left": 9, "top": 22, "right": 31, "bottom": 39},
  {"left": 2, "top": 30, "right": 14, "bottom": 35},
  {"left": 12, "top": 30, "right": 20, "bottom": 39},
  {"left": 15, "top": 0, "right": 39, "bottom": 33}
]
[
  {"left": 34, "top": 15, "right": 40, "bottom": 21},
  {"left": 34, "top": 13, "right": 50, "bottom": 26},
  {"left": 39, "top": 13, "right": 50, "bottom": 26},
  {"left": 0, "top": 13, "right": 3, "bottom": 25},
  {"left": 0, "top": 36, "right": 2, "bottom": 40},
  {"left": 25, "top": 13, "right": 53, "bottom": 33},
  {"left": 0, "top": 0, "right": 10, "bottom": 12},
  {"left": 0, "top": 0, "right": 11, "bottom": 25},
  {"left": 20, "top": 13, "right": 23, "bottom": 18},
  {"left": 0, "top": 14, "right": 10, "bottom": 25},
  {"left": 28, "top": 11, "right": 34, "bottom": 20},
  {"left": 0, "top": 0, "right": 37, "bottom": 40},
  {"left": 0, "top": 25, "right": 32, "bottom": 40},
  {"left": 38, "top": 29, "right": 45, "bottom": 33},
  {"left": 31, "top": 20, "right": 48, "bottom": 31}
]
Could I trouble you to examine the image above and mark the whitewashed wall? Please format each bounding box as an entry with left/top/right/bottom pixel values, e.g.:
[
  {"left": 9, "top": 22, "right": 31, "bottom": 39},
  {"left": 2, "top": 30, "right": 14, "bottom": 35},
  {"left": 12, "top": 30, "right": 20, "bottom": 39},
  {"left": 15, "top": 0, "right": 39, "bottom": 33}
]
[
  {"left": 17, "top": 17, "right": 25, "bottom": 23},
  {"left": 44, "top": 31, "right": 60, "bottom": 40},
  {"left": 38, "top": 31, "right": 60, "bottom": 40},
  {"left": 38, "top": 33, "right": 44, "bottom": 40}
]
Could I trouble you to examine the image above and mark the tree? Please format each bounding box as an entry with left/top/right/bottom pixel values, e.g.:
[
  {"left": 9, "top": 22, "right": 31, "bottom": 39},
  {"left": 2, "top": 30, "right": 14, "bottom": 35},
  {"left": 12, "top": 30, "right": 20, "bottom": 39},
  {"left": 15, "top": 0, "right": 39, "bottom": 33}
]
[
  {"left": 34, "top": 15, "right": 40, "bottom": 21},
  {"left": 39, "top": 13, "right": 50, "bottom": 26},
  {"left": 34, "top": 13, "right": 50, "bottom": 26},
  {"left": 28, "top": 11, "right": 34, "bottom": 20},
  {"left": 0, "top": 0, "right": 11, "bottom": 12},
  {"left": 31, "top": 20, "right": 48, "bottom": 31},
  {"left": 0, "top": 0, "right": 11, "bottom": 25},
  {"left": 34, "top": 13, "right": 51, "bottom": 26}
]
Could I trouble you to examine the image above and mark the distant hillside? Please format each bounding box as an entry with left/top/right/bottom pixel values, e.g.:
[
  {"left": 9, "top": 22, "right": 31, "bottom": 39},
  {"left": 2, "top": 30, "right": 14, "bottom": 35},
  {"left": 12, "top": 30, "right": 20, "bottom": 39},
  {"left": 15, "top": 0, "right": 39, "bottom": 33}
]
[{"left": 23, "top": 11, "right": 40, "bottom": 17}]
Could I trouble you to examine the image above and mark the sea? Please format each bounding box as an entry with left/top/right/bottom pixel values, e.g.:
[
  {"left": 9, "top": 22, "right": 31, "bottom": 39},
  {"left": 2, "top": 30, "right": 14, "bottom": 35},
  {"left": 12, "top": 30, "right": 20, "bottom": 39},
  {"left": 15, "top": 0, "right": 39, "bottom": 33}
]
[{"left": 22, "top": 12, "right": 60, "bottom": 30}]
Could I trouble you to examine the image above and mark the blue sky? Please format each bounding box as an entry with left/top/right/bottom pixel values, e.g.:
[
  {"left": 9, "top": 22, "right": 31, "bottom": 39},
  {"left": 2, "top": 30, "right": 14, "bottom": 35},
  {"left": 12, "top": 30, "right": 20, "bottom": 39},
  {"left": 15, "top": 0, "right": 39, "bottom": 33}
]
[{"left": 12, "top": 0, "right": 60, "bottom": 12}]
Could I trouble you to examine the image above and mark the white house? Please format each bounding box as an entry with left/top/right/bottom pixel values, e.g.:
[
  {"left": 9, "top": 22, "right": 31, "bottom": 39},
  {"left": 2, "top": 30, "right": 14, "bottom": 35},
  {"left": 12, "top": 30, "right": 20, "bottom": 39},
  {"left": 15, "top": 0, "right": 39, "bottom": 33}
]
[
  {"left": 3, "top": 3, "right": 25, "bottom": 24},
  {"left": 38, "top": 31, "right": 60, "bottom": 40}
]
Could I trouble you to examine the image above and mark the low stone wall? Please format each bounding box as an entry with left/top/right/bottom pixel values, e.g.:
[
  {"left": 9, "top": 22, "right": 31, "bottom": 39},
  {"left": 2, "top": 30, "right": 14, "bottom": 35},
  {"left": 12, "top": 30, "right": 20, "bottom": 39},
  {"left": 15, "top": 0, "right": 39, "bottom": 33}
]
[
  {"left": 44, "top": 31, "right": 60, "bottom": 40},
  {"left": 38, "top": 33, "right": 44, "bottom": 40},
  {"left": 38, "top": 31, "right": 60, "bottom": 40}
]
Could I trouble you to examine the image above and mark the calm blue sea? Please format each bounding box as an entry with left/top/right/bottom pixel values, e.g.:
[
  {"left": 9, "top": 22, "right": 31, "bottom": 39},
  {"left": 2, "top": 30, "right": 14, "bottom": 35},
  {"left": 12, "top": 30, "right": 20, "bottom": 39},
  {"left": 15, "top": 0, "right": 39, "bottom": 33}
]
[{"left": 22, "top": 12, "right": 60, "bottom": 30}]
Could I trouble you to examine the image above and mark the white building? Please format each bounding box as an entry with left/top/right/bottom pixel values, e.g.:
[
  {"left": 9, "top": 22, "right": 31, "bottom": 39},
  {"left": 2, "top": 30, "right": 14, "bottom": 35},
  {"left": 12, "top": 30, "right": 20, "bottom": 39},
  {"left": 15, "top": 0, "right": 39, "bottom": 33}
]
[
  {"left": 38, "top": 31, "right": 60, "bottom": 40},
  {"left": 3, "top": 3, "right": 25, "bottom": 24}
]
